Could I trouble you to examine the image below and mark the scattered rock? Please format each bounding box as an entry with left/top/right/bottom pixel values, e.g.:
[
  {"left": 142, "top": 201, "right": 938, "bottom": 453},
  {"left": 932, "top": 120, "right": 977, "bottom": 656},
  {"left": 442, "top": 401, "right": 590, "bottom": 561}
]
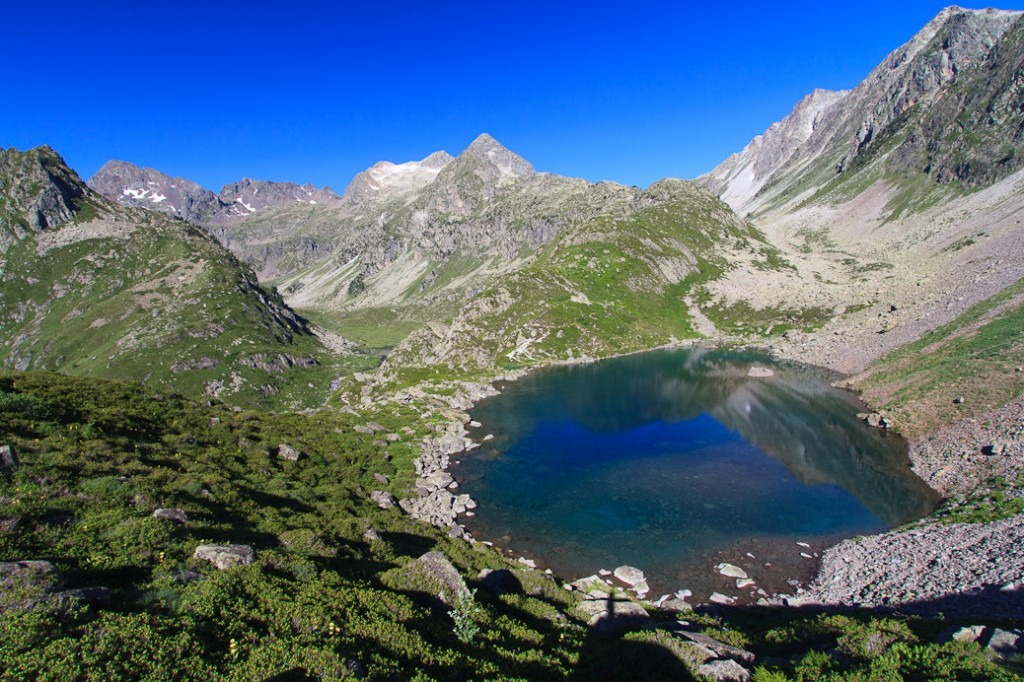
[
  {"left": 0, "top": 445, "right": 18, "bottom": 475},
  {"left": 660, "top": 598, "right": 693, "bottom": 612},
  {"left": 614, "top": 565, "right": 646, "bottom": 586},
  {"left": 277, "top": 443, "right": 303, "bottom": 461},
  {"left": 571, "top": 575, "right": 607, "bottom": 593},
  {"left": 987, "top": 628, "right": 1023, "bottom": 663},
  {"left": 716, "top": 563, "right": 748, "bottom": 579},
  {"left": 193, "top": 544, "right": 255, "bottom": 570},
  {"left": 576, "top": 598, "right": 651, "bottom": 632},
  {"left": 954, "top": 396, "right": 965, "bottom": 404},
  {"left": 171, "top": 569, "right": 204, "bottom": 585},
  {"left": 152, "top": 508, "right": 189, "bottom": 525},
  {"left": 983, "top": 440, "right": 1009, "bottom": 456},
  {"left": 373, "top": 473, "right": 390, "bottom": 485},
  {"left": 697, "top": 658, "right": 752, "bottom": 682},
  {"left": 410, "top": 551, "right": 470, "bottom": 605},
  {"left": 736, "top": 578, "right": 755, "bottom": 589},
  {"left": 679, "top": 630, "right": 756, "bottom": 664},
  {"left": 709, "top": 592, "right": 736, "bottom": 605},
  {"left": 747, "top": 366, "right": 774, "bottom": 378},
  {"left": 363, "top": 528, "right": 381, "bottom": 541},
  {"left": 478, "top": 568, "right": 522, "bottom": 595},
  {"left": 369, "top": 490, "right": 397, "bottom": 509}
]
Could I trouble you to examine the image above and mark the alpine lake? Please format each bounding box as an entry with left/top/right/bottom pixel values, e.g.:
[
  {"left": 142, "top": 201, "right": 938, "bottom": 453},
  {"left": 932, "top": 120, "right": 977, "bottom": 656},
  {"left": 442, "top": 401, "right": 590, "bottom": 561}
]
[{"left": 454, "top": 347, "right": 941, "bottom": 603}]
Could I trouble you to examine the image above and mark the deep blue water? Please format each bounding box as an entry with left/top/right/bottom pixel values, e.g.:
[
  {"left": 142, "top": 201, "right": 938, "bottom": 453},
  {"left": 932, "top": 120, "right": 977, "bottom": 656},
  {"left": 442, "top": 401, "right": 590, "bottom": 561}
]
[{"left": 455, "top": 347, "right": 940, "bottom": 595}]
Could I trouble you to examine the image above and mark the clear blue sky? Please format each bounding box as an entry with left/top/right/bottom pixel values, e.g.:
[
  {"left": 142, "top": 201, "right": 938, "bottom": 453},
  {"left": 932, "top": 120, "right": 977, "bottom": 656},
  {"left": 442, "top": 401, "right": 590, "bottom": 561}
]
[{"left": 4, "top": 1, "right": 1022, "bottom": 191}]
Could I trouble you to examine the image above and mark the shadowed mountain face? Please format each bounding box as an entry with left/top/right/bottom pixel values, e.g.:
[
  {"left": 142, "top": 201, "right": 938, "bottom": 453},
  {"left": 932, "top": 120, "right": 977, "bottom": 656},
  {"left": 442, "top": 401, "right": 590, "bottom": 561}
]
[
  {"left": 702, "top": 7, "right": 1024, "bottom": 216},
  {"left": 1, "top": 146, "right": 328, "bottom": 407}
]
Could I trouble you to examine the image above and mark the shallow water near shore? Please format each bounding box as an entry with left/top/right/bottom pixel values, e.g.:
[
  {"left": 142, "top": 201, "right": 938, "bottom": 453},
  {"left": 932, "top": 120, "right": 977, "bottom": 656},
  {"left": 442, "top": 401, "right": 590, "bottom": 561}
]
[{"left": 455, "top": 347, "right": 941, "bottom": 601}]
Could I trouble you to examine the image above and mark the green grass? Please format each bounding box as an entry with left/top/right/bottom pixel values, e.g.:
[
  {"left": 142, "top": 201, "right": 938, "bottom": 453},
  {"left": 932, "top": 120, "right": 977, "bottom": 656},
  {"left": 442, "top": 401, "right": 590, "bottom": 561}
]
[{"left": 858, "top": 278, "right": 1024, "bottom": 435}]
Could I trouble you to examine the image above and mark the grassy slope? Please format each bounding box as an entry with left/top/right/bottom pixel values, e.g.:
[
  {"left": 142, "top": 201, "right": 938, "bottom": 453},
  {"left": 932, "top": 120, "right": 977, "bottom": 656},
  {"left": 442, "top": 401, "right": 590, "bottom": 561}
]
[
  {"left": 0, "top": 205, "right": 345, "bottom": 410},
  {"left": 0, "top": 373, "right": 1017, "bottom": 681},
  {"left": 856, "top": 278, "right": 1024, "bottom": 437}
]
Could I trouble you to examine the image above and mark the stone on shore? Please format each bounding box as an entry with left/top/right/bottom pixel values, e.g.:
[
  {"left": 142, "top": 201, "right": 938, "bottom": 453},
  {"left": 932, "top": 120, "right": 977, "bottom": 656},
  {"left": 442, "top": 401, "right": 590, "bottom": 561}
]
[
  {"left": 613, "top": 565, "right": 646, "bottom": 586},
  {"left": 716, "top": 563, "right": 748, "bottom": 579}
]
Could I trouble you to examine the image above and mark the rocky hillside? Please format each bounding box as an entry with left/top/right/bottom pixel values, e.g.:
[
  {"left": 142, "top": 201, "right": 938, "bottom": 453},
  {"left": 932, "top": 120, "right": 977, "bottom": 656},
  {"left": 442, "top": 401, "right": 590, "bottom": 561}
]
[
  {"left": 0, "top": 146, "right": 337, "bottom": 408},
  {"left": 700, "top": 88, "right": 849, "bottom": 213},
  {"left": 702, "top": 7, "right": 1024, "bottom": 218},
  {"left": 379, "top": 179, "right": 800, "bottom": 382}
]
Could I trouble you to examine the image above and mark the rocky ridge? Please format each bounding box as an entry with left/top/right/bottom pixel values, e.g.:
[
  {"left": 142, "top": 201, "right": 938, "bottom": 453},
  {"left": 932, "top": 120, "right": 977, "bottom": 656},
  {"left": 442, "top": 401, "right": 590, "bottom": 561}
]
[{"left": 89, "top": 161, "right": 343, "bottom": 225}]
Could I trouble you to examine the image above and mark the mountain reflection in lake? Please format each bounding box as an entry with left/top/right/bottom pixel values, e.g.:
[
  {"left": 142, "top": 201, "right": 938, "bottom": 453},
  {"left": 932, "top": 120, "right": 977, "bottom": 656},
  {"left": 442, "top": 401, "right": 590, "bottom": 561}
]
[{"left": 456, "top": 347, "right": 940, "bottom": 596}]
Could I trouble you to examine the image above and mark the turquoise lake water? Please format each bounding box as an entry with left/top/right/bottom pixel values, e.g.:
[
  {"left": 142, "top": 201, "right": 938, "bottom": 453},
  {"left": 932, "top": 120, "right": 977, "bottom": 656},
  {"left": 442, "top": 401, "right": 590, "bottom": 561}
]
[{"left": 455, "top": 347, "right": 940, "bottom": 597}]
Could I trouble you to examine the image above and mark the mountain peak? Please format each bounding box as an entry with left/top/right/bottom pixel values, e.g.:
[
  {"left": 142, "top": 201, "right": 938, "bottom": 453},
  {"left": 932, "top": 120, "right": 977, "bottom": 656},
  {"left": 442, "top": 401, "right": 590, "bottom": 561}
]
[
  {"left": 1, "top": 145, "right": 88, "bottom": 239},
  {"left": 458, "top": 133, "right": 535, "bottom": 178},
  {"left": 343, "top": 150, "right": 455, "bottom": 201}
]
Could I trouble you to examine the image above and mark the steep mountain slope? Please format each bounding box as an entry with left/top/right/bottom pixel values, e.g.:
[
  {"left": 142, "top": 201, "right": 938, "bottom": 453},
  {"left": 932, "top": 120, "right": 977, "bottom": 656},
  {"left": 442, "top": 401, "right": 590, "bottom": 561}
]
[
  {"left": 700, "top": 88, "right": 849, "bottom": 212},
  {"left": 692, "top": 7, "right": 1024, "bottom": 382},
  {"left": 703, "top": 7, "right": 1023, "bottom": 218},
  {"left": 1, "top": 146, "right": 335, "bottom": 408}
]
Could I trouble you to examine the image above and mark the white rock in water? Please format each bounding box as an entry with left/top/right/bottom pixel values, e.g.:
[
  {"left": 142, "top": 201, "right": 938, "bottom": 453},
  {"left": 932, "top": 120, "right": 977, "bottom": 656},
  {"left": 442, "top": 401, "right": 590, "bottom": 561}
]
[
  {"left": 709, "top": 592, "right": 736, "bottom": 605},
  {"left": 747, "top": 366, "right": 774, "bottom": 378},
  {"left": 716, "top": 562, "right": 748, "bottom": 579},
  {"left": 613, "top": 565, "right": 646, "bottom": 586}
]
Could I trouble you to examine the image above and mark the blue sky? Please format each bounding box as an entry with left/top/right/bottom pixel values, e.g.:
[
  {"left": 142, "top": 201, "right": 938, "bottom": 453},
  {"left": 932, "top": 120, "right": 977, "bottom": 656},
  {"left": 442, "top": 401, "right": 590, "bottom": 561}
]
[{"left": 5, "top": 1, "right": 1023, "bottom": 191}]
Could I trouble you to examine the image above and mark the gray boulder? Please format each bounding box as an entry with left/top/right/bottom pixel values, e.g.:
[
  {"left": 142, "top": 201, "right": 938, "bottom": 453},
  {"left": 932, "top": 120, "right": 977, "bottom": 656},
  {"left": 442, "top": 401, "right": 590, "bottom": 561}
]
[
  {"left": 193, "top": 544, "right": 255, "bottom": 570},
  {"left": 152, "top": 508, "right": 189, "bottom": 525},
  {"left": 0, "top": 560, "right": 61, "bottom": 593},
  {"left": 277, "top": 443, "right": 303, "bottom": 461},
  {"left": 987, "top": 628, "right": 1023, "bottom": 663},
  {"left": 410, "top": 551, "right": 470, "bottom": 604},
  {"left": 697, "top": 659, "right": 752, "bottom": 682},
  {"left": 370, "top": 490, "right": 398, "bottom": 509}
]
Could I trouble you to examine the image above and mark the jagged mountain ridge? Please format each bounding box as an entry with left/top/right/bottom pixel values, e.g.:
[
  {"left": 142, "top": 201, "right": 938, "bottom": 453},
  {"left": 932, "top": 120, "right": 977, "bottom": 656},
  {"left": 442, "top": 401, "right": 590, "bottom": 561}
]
[
  {"left": 700, "top": 89, "right": 849, "bottom": 212},
  {"left": 702, "top": 6, "right": 1024, "bottom": 217},
  {"left": 1, "top": 146, "right": 333, "bottom": 407},
  {"left": 89, "top": 161, "right": 344, "bottom": 224}
]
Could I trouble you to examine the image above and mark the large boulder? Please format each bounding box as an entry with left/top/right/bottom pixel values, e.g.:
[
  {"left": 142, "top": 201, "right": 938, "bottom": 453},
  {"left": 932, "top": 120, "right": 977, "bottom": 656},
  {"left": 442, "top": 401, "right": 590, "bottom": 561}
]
[{"left": 408, "top": 551, "right": 471, "bottom": 605}]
